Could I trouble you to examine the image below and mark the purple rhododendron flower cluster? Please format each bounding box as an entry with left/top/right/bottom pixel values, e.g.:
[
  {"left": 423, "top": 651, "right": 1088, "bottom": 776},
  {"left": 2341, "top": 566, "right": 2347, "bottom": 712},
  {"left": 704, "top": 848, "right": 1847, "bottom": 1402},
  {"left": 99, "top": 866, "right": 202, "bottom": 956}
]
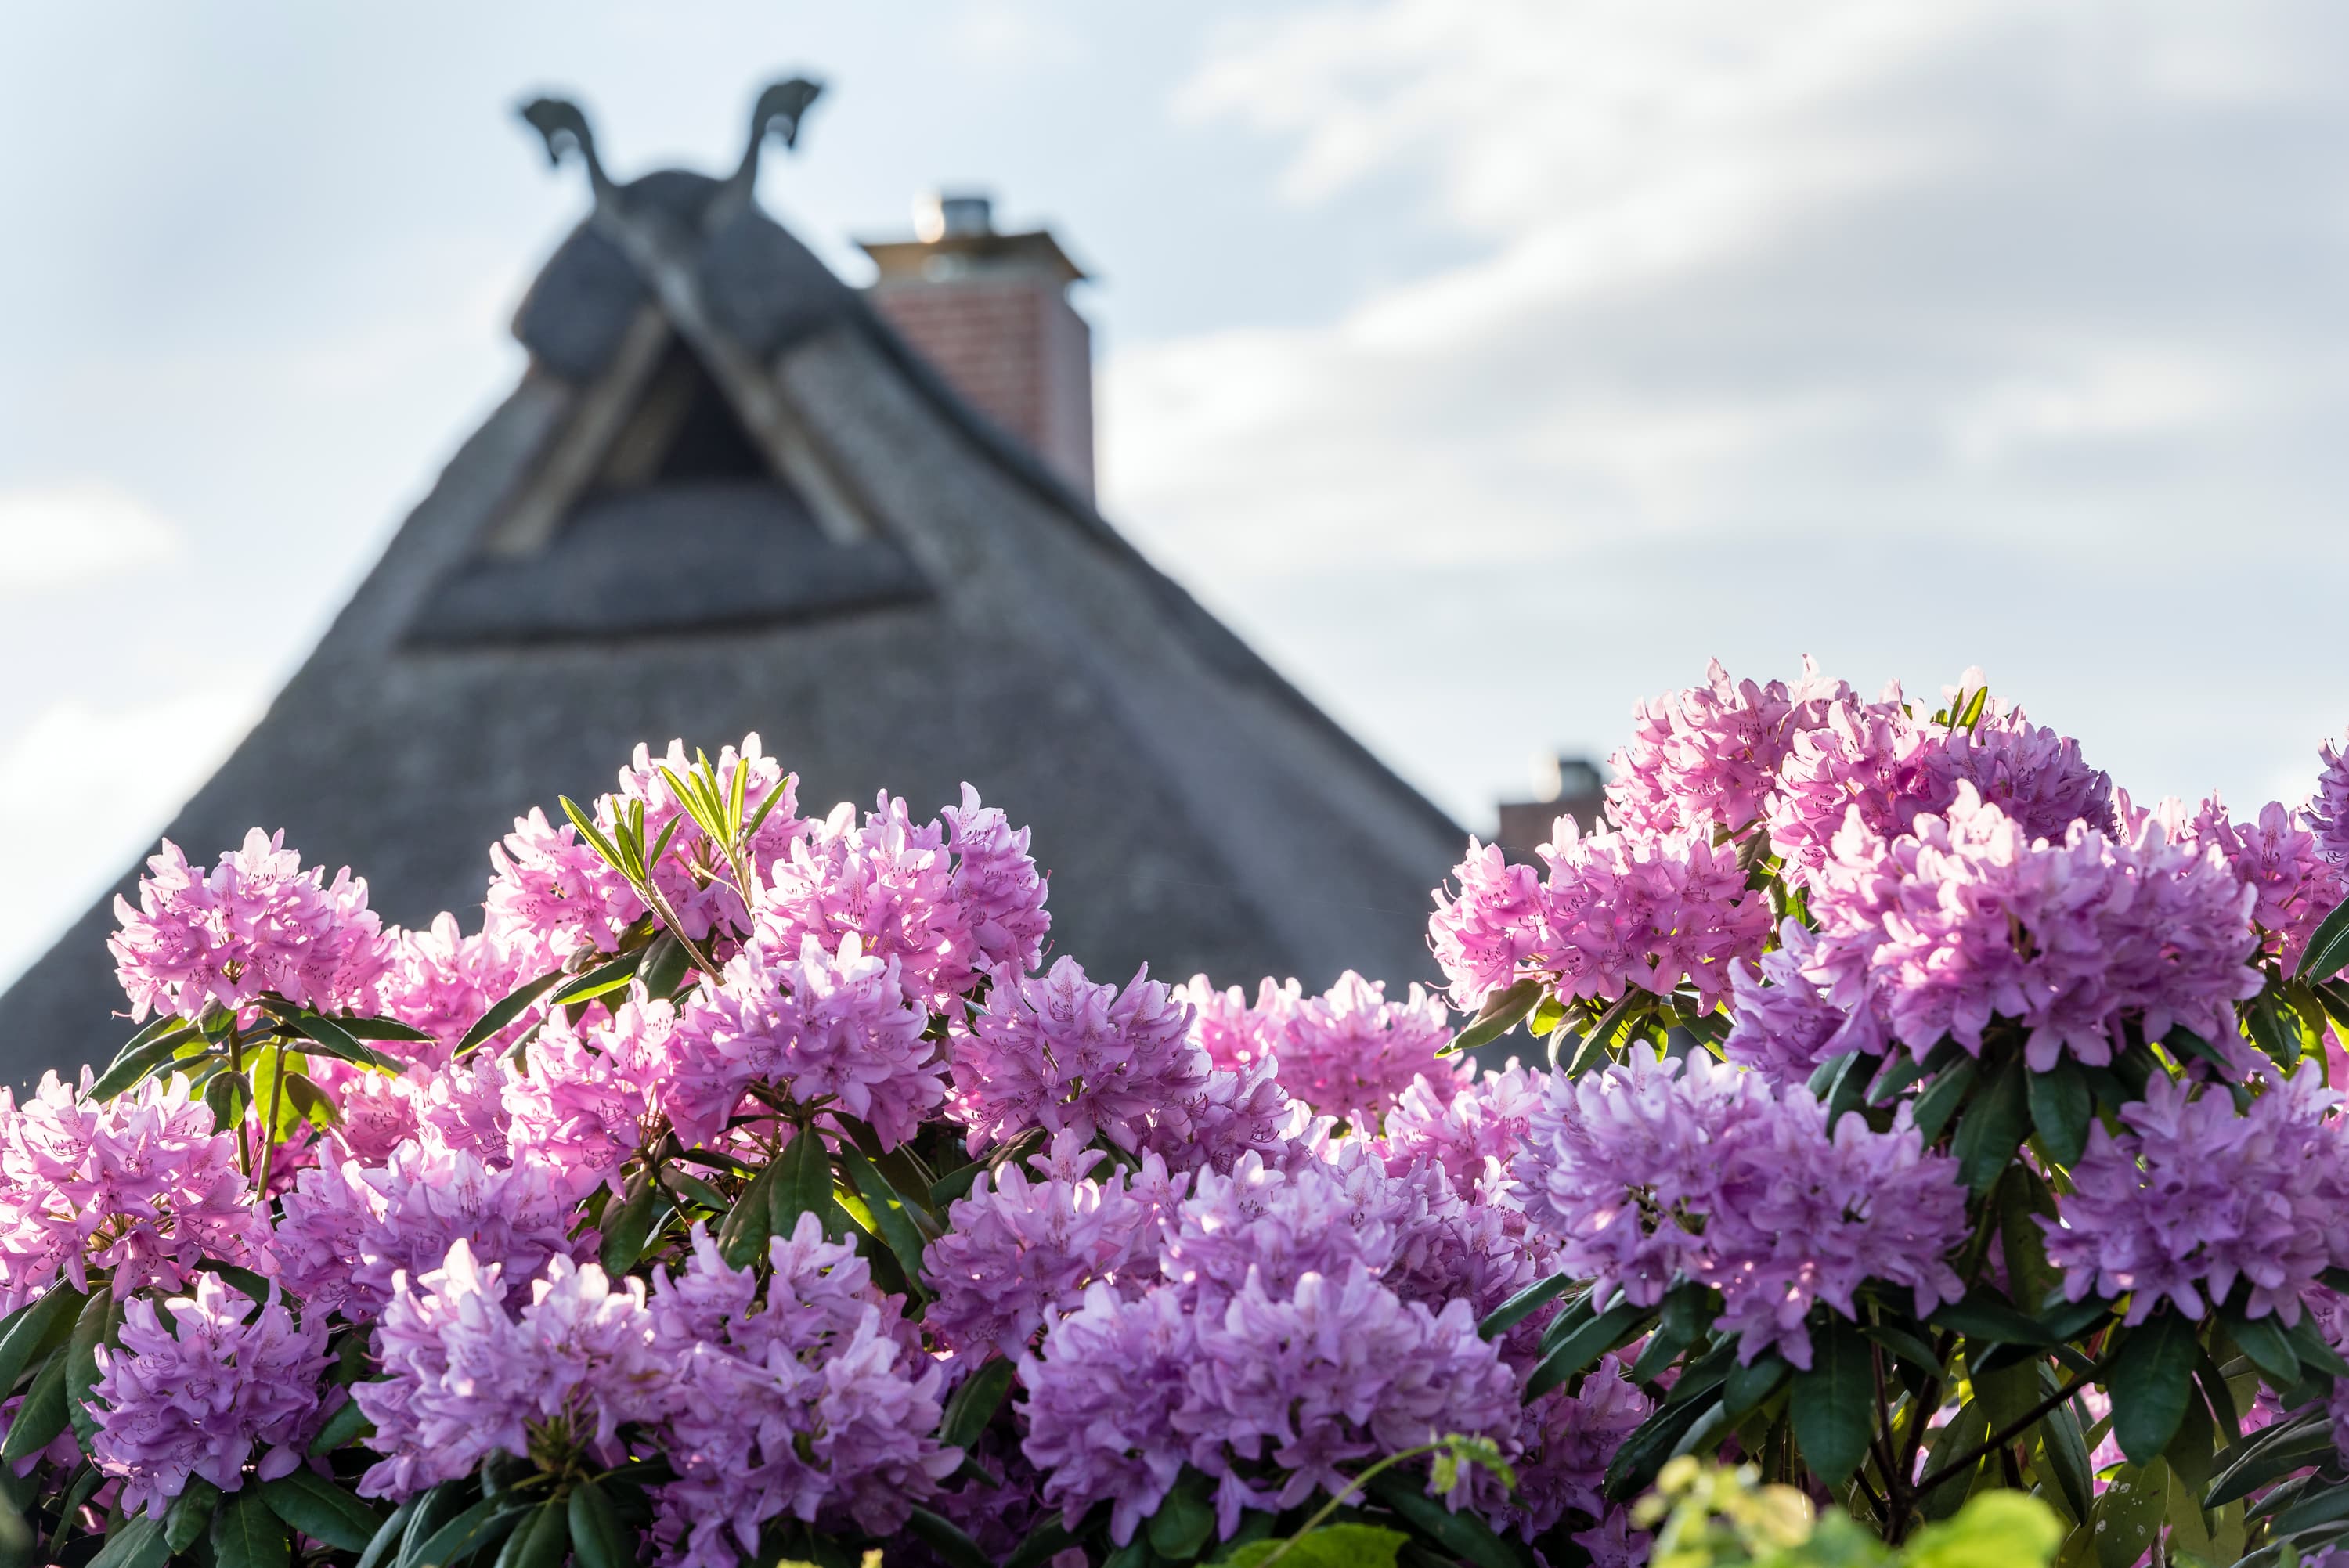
[
  {"left": 2044, "top": 1068, "right": 2349, "bottom": 1325},
  {"left": 89, "top": 1273, "right": 328, "bottom": 1519},
  {"left": 19, "top": 679, "right": 2349, "bottom": 1568},
  {"left": 1512, "top": 1047, "right": 1966, "bottom": 1367}
]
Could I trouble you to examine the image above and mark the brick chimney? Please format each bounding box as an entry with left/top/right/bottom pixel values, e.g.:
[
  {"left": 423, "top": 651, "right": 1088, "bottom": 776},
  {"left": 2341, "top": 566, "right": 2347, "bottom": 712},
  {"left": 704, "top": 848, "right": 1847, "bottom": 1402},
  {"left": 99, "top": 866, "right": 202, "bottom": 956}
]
[
  {"left": 1496, "top": 755, "right": 1608, "bottom": 862},
  {"left": 857, "top": 191, "right": 1095, "bottom": 499}
]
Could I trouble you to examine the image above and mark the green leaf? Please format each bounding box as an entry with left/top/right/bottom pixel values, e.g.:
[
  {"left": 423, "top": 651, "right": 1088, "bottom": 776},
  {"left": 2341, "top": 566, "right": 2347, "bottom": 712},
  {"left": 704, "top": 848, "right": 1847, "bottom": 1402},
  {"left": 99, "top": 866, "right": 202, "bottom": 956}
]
[
  {"left": 2094, "top": 1462, "right": 2167, "bottom": 1568},
  {"left": 456, "top": 970, "right": 565, "bottom": 1057},
  {"left": 64, "top": 1289, "right": 120, "bottom": 1448},
  {"left": 2027, "top": 1058, "right": 2094, "bottom": 1166},
  {"left": 1149, "top": 1487, "right": 1217, "bottom": 1561},
  {"left": 1954, "top": 1054, "right": 2029, "bottom": 1195},
  {"left": 716, "top": 1154, "right": 782, "bottom": 1269},
  {"left": 287, "top": 1012, "right": 404, "bottom": 1073},
  {"left": 1998, "top": 1167, "right": 2065, "bottom": 1321},
  {"left": 493, "top": 1501, "right": 568, "bottom": 1568},
  {"left": 1524, "top": 1299, "right": 1654, "bottom": 1400},
  {"left": 1790, "top": 1315, "right": 1875, "bottom": 1486},
  {"left": 565, "top": 1479, "right": 631, "bottom": 1568},
  {"left": 211, "top": 1489, "right": 291, "bottom": 1568},
  {"left": 261, "top": 1470, "right": 388, "bottom": 1554},
  {"left": 550, "top": 950, "right": 647, "bottom": 1010},
  {"left": 1932, "top": 1286, "right": 2056, "bottom": 1347},
  {"left": 1604, "top": 1394, "right": 1729, "bottom": 1503},
  {"left": 1362, "top": 1471, "right": 1525, "bottom": 1568},
  {"left": 1918, "top": 1400, "right": 1993, "bottom": 1522},
  {"left": 638, "top": 934, "right": 693, "bottom": 1002},
  {"left": 907, "top": 1505, "right": 995, "bottom": 1568},
  {"left": 598, "top": 1166, "right": 667, "bottom": 1275},
  {"left": 940, "top": 1354, "right": 1016, "bottom": 1453},
  {"left": 770, "top": 1126, "right": 846, "bottom": 1243},
  {"left": 2297, "top": 890, "right": 2349, "bottom": 981},
  {"left": 1478, "top": 1273, "right": 1572, "bottom": 1341},
  {"left": 2037, "top": 1389, "right": 2096, "bottom": 1525},
  {"left": 833, "top": 1139, "right": 930, "bottom": 1293},
  {"left": 2288, "top": 1312, "right": 2349, "bottom": 1377},
  {"left": 355, "top": 1496, "right": 417, "bottom": 1568},
  {"left": 282, "top": 1072, "right": 342, "bottom": 1131},
  {"left": 1905, "top": 1490, "right": 2066, "bottom": 1568},
  {"left": 2109, "top": 1312, "right": 2202, "bottom": 1465},
  {"left": 0, "top": 1284, "right": 85, "bottom": 1397},
  {"left": 87, "top": 1516, "right": 169, "bottom": 1568},
  {"left": 1452, "top": 978, "right": 1544, "bottom": 1053},
  {"left": 88, "top": 1031, "right": 196, "bottom": 1101},
  {"left": 308, "top": 1392, "right": 376, "bottom": 1454},
  {"left": 1216, "top": 1524, "right": 1409, "bottom": 1568},
  {"left": 409, "top": 1498, "right": 525, "bottom": 1568},
  {"left": 164, "top": 1475, "right": 222, "bottom": 1554},
  {"left": 558, "top": 797, "right": 630, "bottom": 881},
  {"left": 2226, "top": 1310, "right": 2301, "bottom": 1386},
  {"left": 316, "top": 1014, "right": 439, "bottom": 1043},
  {"left": 2248, "top": 997, "right": 2304, "bottom": 1069},
  {"left": 1913, "top": 1057, "right": 1981, "bottom": 1143},
  {"left": 1723, "top": 1351, "right": 1790, "bottom": 1417},
  {"left": 204, "top": 1069, "right": 252, "bottom": 1131},
  {"left": 0, "top": 1354, "right": 65, "bottom": 1463}
]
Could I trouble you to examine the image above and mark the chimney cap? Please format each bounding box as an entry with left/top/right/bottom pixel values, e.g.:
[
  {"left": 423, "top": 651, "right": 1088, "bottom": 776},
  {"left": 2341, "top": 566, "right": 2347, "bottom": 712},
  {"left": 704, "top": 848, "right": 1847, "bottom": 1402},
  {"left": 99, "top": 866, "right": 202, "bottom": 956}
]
[
  {"left": 916, "top": 189, "right": 994, "bottom": 241},
  {"left": 857, "top": 188, "right": 1089, "bottom": 287}
]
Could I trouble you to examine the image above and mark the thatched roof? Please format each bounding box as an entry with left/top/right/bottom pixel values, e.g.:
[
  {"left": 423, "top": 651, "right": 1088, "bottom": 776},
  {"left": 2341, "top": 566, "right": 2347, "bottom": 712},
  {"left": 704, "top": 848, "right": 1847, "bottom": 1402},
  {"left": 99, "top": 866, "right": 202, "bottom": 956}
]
[{"left": 0, "top": 92, "right": 1464, "bottom": 1083}]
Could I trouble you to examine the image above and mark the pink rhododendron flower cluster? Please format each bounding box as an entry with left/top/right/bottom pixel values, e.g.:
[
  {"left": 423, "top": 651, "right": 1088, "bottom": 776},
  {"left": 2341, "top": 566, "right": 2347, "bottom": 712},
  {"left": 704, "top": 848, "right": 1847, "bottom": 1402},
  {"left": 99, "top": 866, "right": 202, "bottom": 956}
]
[
  {"left": 1178, "top": 971, "right": 1456, "bottom": 1126},
  {"left": 0, "top": 1072, "right": 263, "bottom": 1311},
  {"left": 2044, "top": 1068, "right": 2349, "bottom": 1325},
  {"left": 1511, "top": 1047, "right": 1967, "bottom": 1367},
  {"left": 2316, "top": 733, "right": 2349, "bottom": 866},
  {"left": 110, "top": 829, "right": 386, "bottom": 1023},
  {"left": 89, "top": 1274, "right": 328, "bottom": 1519},
  {"left": 1430, "top": 817, "right": 1770, "bottom": 1011},
  {"left": 1799, "top": 784, "right": 2264, "bottom": 1069},
  {"left": 1604, "top": 658, "right": 1850, "bottom": 838}
]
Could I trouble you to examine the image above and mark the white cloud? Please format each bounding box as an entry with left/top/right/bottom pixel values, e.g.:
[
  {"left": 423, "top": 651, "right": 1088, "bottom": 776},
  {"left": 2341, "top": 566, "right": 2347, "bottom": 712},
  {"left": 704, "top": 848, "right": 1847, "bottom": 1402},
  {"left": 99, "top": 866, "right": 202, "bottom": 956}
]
[
  {"left": 1102, "top": 0, "right": 2349, "bottom": 824},
  {"left": 0, "top": 688, "right": 262, "bottom": 988},
  {"left": 0, "top": 482, "right": 186, "bottom": 593}
]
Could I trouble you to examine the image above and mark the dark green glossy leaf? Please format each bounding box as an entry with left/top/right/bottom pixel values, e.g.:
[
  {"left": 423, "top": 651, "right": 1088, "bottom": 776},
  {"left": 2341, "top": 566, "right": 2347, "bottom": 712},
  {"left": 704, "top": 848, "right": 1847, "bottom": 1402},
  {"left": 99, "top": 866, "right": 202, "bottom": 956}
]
[
  {"left": 86, "top": 1516, "right": 168, "bottom": 1568},
  {"left": 1790, "top": 1316, "right": 1875, "bottom": 1486},
  {"left": 287, "top": 1012, "right": 404, "bottom": 1073},
  {"left": 2093, "top": 1462, "right": 2167, "bottom": 1568},
  {"left": 64, "top": 1290, "right": 119, "bottom": 1448},
  {"left": 355, "top": 1497, "right": 417, "bottom": 1568},
  {"left": 2227, "top": 1310, "right": 2301, "bottom": 1386},
  {"left": 2297, "top": 890, "right": 2349, "bottom": 982},
  {"left": 770, "top": 1125, "right": 846, "bottom": 1243},
  {"left": 1478, "top": 1273, "right": 1572, "bottom": 1341},
  {"left": 493, "top": 1501, "right": 568, "bottom": 1568},
  {"left": 1912, "top": 1057, "right": 1980, "bottom": 1143},
  {"left": 0, "top": 1354, "right": 65, "bottom": 1462},
  {"left": 2289, "top": 1312, "right": 2349, "bottom": 1377},
  {"left": 565, "top": 1480, "right": 630, "bottom": 1568},
  {"left": 716, "top": 1155, "right": 781, "bottom": 1269},
  {"left": 194, "top": 1260, "right": 275, "bottom": 1304},
  {"left": 164, "top": 1476, "right": 222, "bottom": 1554},
  {"left": 2037, "top": 1387, "right": 2095, "bottom": 1524},
  {"left": 456, "top": 970, "right": 564, "bottom": 1058},
  {"left": 315, "top": 1015, "right": 438, "bottom": 1043},
  {"left": 204, "top": 1069, "right": 251, "bottom": 1131},
  {"left": 308, "top": 1391, "right": 375, "bottom": 1454},
  {"left": 639, "top": 934, "right": 693, "bottom": 1003},
  {"left": 1722, "top": 1351, "right": 1790, "bottom": 1418},
  {"left": 2026, "top": 1057, "right": 2093, "bottom": 1166},
  {"left": 88, "top": 1032, "right": 193, "bottom": 1101},
  {"left": 1525, "top": 1299, "right": 1654, "bottom": 1401},
  {"left": 0, "top": 1284, "right": 84, "bottom": 1397},
  {"left": 907, "top": 1506, "right": 994, "bottom": 1568},
  {"left": 1363, "top": 1471, "right": 1526, "bottom": 1568},
  {"left": 1603, "top": 1395, "right": 1727, "bottom": 1505},
  {"left": 1932, "top": 1286, "right": 2055, "bottom": 1347},
  {"left": 834, "top": 1139, "right": 929, "bottom": 1292},
  {"left": 283, "top": 1072, "right": 341, "bottom": 1130},
  {"left": 1149, "top": 1487, "right": 1217, "bottom": 1562},
  {"left": 407, "top": 1497, "right": 522, "bottom": 1568},
  {"left": 2207, "top": 1415, "right": 2333, "bottom": 1507},
  {"left": 1452, "top": 978, "right": 1544, "bottom": 1054},
  {"left": 261, "top": 1469, "right": 387, "bottom": 1553},
  {"left": 599, "top": 1166, "right": 666, "bottom": 1276},
  {"left": 940, "top": 1354, "right": 1016, "bottom": 1453},
  {"left": 211, "top": 1490, "right": 290, "bottom": 1568},
  {"left": 2109, "top": 1312, "right": 2201, "bottom": 1465},
  {"left": 1954, "top": 1054, "right": 2028, "bottom": 1195}
]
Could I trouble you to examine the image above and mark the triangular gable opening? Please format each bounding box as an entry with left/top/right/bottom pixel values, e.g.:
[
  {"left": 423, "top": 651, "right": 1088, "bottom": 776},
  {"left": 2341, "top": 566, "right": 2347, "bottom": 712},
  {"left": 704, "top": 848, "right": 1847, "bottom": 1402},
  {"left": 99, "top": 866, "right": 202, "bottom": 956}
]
[{"left": 405, "top": 332, "right": 928, "bottom": 648}]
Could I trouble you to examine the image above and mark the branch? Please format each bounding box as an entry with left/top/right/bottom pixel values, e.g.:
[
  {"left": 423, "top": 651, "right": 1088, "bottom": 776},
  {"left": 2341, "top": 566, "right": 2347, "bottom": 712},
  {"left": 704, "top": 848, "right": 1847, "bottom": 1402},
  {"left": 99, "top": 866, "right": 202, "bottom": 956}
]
[{"left": 1913, "top": 1368, "right": 2098, "bottom": 1494}]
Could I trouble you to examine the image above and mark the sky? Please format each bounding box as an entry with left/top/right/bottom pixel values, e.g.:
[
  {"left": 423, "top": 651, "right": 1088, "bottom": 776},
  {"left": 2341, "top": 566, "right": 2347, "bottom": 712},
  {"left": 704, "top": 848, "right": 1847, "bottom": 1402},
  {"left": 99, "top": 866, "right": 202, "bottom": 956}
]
[{"left": 3, "top": 1, "right": 2348, "bottom": 987}]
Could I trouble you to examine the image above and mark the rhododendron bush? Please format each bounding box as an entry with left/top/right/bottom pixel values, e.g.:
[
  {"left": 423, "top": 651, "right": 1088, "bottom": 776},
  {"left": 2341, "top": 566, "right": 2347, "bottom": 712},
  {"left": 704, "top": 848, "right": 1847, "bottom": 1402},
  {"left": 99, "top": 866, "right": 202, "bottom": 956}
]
[{"left": 2, "top": 673, "right": 2347, "bottom": 1568}]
